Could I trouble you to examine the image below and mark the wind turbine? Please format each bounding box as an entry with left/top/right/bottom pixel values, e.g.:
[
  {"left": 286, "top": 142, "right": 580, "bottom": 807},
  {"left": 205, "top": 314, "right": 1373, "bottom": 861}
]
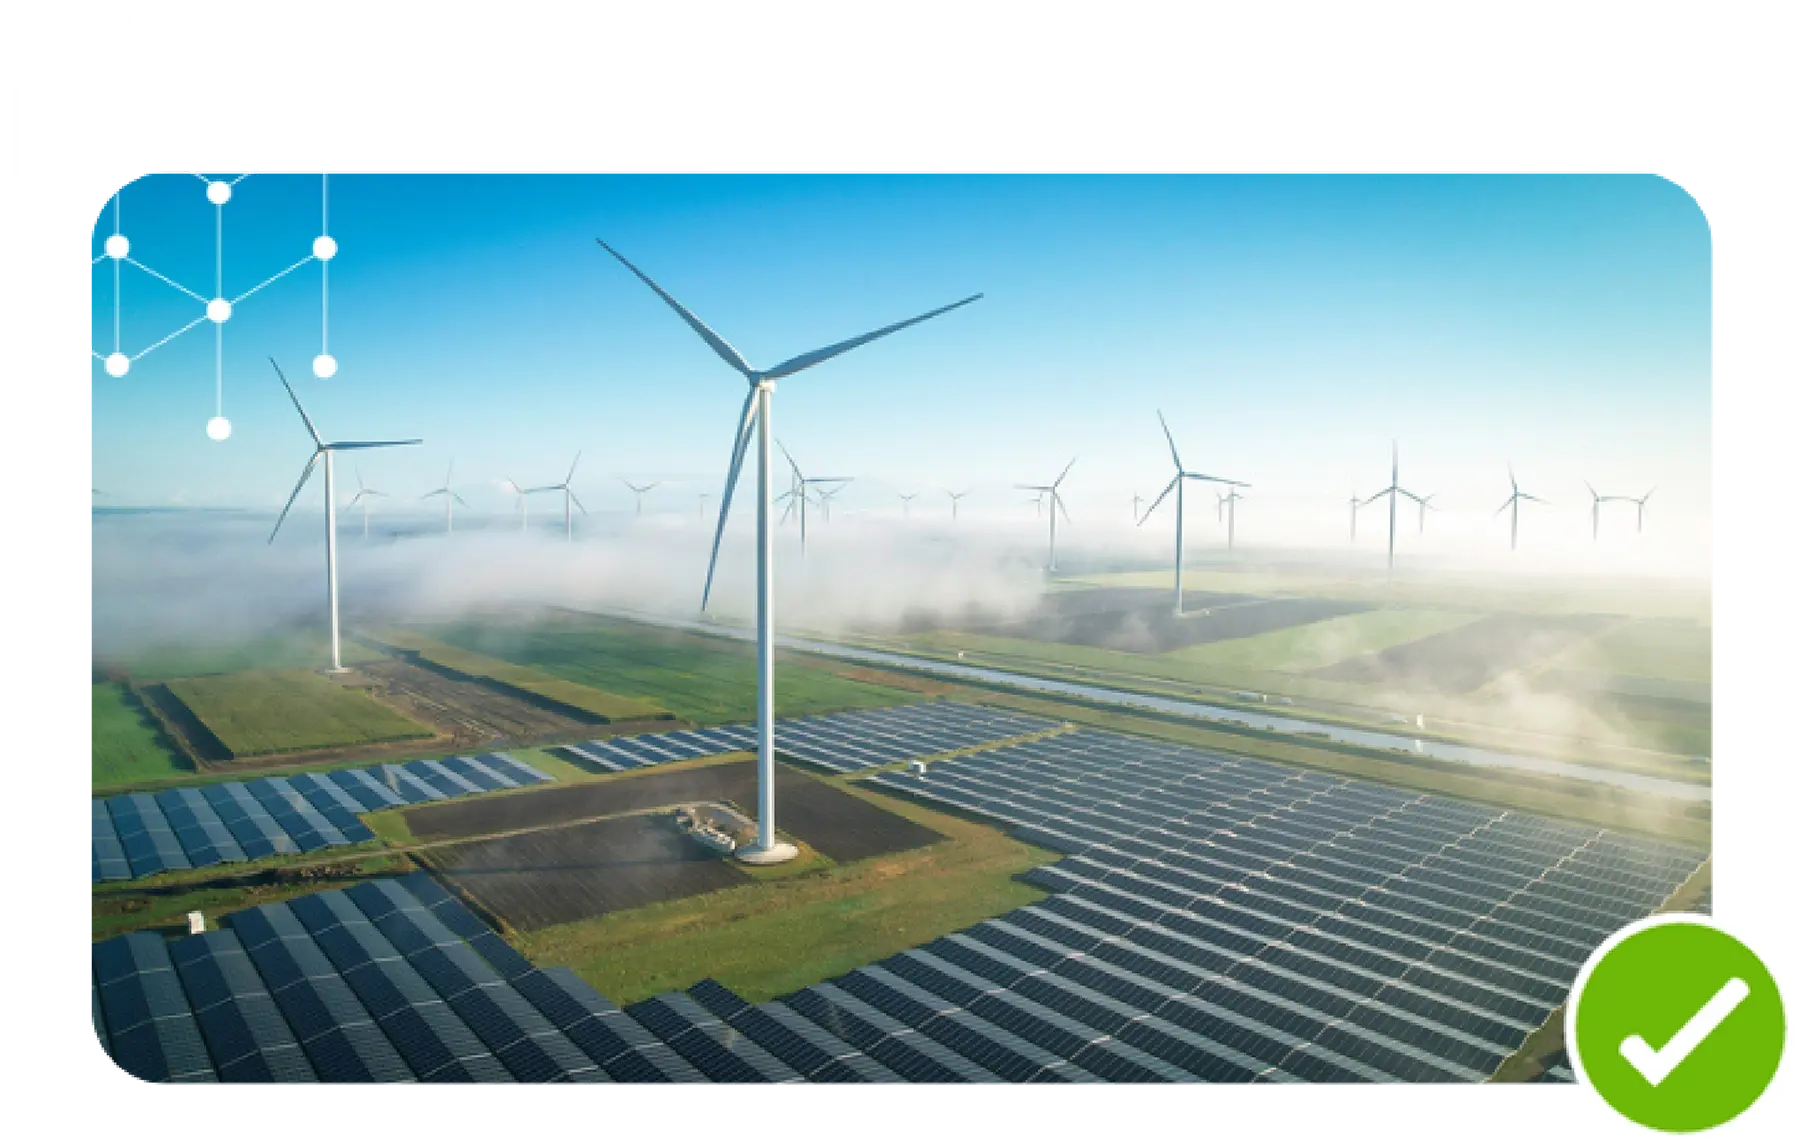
[
  {"left": 421, "top": 460, "right": 467, "bottom": 534},
  {"left": 775, "top": 440, "right": 850, "bottom": 556},
  {"left": 1627, "top": 487, "right": 1656, "bottom": 533},
  {"left": 267, "top": 359, "right": 420, "bottom": 672},
  {"left": 1348, "top": 488, "right": 1361, "bottom": 542},
  {"left": 598, "top": 239, "right": 979, "bottom": 866},
  {"left": 1132, "top": 492, "right": 1142, "bottom": 521},
  {"left": 1495, "top": 464, "right": 1548, "bottom": 551},
  {"left": 1359, "top": 442, "right": 1424, "bottom": 577},
  {"left": 1019, "top": 458, "right": 1077, "bottom": 572},
  {"left": 526, "top": 454, "right": 586, "bottom": 540},
  {"left": 816, "top": 483, "right": 851, "bottom": 522},
  {"left": 947, "top": 489, "right": 969, "bottom": 521},
  {"left": 345, "top": 467, "right": 388, "bottom": 538},
  {"left": 503, "top": 477, "right": 529, "bottom": 533},
  {"left": 622, "top": 478, "right": 661, "bottom": 516},
  {"left": 1414, "top": 493, "right": 1438, "bottom": 535},
  {"left": 1217, "top": 488, "right": 1247, "bottom": 550},
  {"left": 898, "top": 491, "right": 916, "bottom": 519},
  {"left": 1137, "top": 411, "right": 1247, "bottom": 615}
]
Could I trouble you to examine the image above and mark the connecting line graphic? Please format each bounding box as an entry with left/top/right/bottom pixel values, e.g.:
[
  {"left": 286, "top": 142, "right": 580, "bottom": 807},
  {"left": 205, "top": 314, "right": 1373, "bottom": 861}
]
[{"left": 93, "top": 174, "right": 338, "bottom": 441}]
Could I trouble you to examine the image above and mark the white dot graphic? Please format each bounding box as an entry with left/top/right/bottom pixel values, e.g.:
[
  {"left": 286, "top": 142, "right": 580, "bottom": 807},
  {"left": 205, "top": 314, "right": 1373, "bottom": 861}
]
[
  {"left": 206, "top": 416, "right": 232, "bottom": 441},
  {"left": 207, "top": 298, "right": 232, "bottom": 323},
  {"left": 313, "top": 235, "right": 337, "bottom": 261},
  {"left": 206, "top": 181, "right": 232, "bottom": 206},
  {"left": 104, "top": 353, "right": 130, "bottom": 377},
  {"left": 313, "top": 353, "right": 338, "bottom": 379},
  {"left": 104, "top": 234, "right": 129, "bottom": 260}
]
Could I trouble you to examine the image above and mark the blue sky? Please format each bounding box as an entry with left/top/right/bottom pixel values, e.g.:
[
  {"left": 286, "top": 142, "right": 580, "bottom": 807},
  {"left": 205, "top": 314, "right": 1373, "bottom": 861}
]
[{"left": 91, "top": 175, "right": 1709, "bottom": 539}]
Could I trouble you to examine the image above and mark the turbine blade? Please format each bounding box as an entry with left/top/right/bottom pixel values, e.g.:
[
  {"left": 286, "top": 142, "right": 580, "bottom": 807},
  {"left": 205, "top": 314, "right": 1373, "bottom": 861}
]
[
  {"left": 1138, "top": 475, "right": 1178, "bottom": 525},
  {"left": 328, "top": 439, "right": 424, "bottom": 450},
  {"left": 1056, "top": 492, "right": 1071, "bottom": 524},
  {"left": 1182, "top": 472, "right": 1247, "bottom": 487},
  {"left": 452, "top": 492, "right": 468, "bottom": 506},
  {"left": 1642, "top": 486, "right": 1656, "bottom": 504},
  {"left": 570, "top": 489, "right": 587, "bottom": 514},
  {"left": 566, "top": 451, "right": 582, "bottom": 484},
  {"left": 270, "top": 359, "right": 322, "bottom": 447},
  {"left": 1494, "top": 496, "right": 1514, "bottom": 517},
  {"left": 775, "top": 437, "right": 804, "bottom": 479},
  {"left": 1054, "top": 456, "right": 1077, "bottom": 487},
  {"left": 1156, "top": 410, "right": 1183, "bottom": 471},
  {"left": 701, "top": 388, "right": 760, "bottom": 611},
  {"left": 762, "top": 294, "right": 983, "bottom": 380},
  {"left": 596, "top": 241, "right": 753, "bottom": 376},
  {"left": 269, "top": 452, "right": 319, "bottom": 543}
]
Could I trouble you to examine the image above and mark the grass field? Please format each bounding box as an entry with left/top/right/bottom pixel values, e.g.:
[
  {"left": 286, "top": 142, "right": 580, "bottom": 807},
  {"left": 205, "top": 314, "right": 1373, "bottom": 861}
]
[
  {"left": 1552, "top": 618, "right": 1712, "bottom": 683},
  {"left": 369, "top": 627, "right": 673, "bottom": 721},
  {"left": 91, "top": 853, "right": 411, "bottom": 942},
  {"left": 517, "top": 782, "right": 1057, "bottom": 1005},
  {"left": 164, "top": 668, "right": 434, "bottom": 758},
  {"left": 0, "top": 680, "right": 188, "bottom": 795},
  {"left": 417, "top": 612, "right": 925, "bottom": 724},
  {"left": 102, "top": 633, "right": 385, "bottom": 682}
]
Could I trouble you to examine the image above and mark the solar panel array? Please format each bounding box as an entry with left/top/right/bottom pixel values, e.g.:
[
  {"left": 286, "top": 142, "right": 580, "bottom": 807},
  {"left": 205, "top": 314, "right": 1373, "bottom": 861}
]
[
  {"left": 559, "top": 701, "right": 1059, "bottom": 775},
  {"left": 93, "top": 754, "right": 553, "bottom": 883},
  {"left": 857, "top": 727, "right": 1707, "bottom": 1081}
]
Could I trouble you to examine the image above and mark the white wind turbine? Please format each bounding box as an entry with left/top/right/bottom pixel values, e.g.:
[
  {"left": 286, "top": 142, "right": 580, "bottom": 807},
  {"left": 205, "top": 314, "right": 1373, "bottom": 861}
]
[
  {"left": 345, "top": 467, "right": 388, "bottom": 538},
  {"left": 775, "top": 440, "right": 850, "bottom": 556},
  {"left": 1018, "top": 458, "right": 1077, "bottom": 572},
  {"left": 598, "top": 240, "right": 980, "bottom": 865},
  {"left": 1137, "top": 411, "right": 1246, "bottom": 615},
  {"left": 947, "top": 489, "right": 969, "bottom": 521},
  {"left": 622, "top": 478, "right": 661, "bottom": 516},
  {"left": 1496, "top": 463, "right": 1548, "bottom": 551},
  {"left": 1347, "top": 488, "right": 1361, "bottom": 542},
  {"left": 267, "top": 359, "right": 420, "bottom": 672},
  {"left": 1216, "top": 487, "right": 1247, "bottom": 550},
  {"left": 526, "top": 453, "right": 587, "bottom": 540},
  {"left": 898, "top": 491, "right": 917, "bottom": 519},
  {"left": 1359, "top": 441, "right": 1424, "bottom": 577},
  {"left": 502, "top": 477, "right": 530, "bottom": 533},
  {"left": 421, "top": 460, "right": 467, "bottom": 534},
  {"left": 1414, "top": 492, "right": 1438, "bottom": 535}
]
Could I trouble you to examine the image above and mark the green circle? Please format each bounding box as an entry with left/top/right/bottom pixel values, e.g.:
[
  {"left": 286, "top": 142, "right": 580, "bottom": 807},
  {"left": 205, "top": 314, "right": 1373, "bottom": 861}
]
[{"left": 1569, "top": 916, "right": 1785, "bottom": 1133}]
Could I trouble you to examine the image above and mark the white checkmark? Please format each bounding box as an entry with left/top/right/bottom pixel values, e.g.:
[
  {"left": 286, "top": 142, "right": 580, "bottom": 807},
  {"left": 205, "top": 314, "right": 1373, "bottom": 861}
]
[{"left": 1619, "top": 977, "right": 1751, "bottom": 1087}]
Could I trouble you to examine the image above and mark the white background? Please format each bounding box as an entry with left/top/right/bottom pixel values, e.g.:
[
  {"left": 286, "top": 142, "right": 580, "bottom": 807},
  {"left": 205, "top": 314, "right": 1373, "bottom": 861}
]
[{"left": 2, "top": 1, "right": 1792, "bottom": 1141}]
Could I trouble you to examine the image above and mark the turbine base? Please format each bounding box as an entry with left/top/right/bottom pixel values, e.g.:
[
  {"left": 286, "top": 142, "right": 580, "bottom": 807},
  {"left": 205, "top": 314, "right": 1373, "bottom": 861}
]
[{"left": 735, "top": 841, "right": 799, "bottom": 866}]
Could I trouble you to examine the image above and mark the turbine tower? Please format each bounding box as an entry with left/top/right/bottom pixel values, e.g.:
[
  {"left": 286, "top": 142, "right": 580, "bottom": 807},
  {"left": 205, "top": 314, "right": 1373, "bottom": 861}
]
[
  {"left": 1348, "top": 488, "right": 1361, "bottom": 542},
  {"left": 503, "top": 477, "right": 529, "bottom": 533},
  {"left": 775, "top": 440, "right": 850, "bottom": 556},
  {"left": 1137, "top": 411, "right": 1246, "bottom": 615},
  {"left": 267, "top": 360, "right": 420, "bottom": 672},
  {"left": 1627, "top": 487, "right": 1656, "bottom": 533},
  {"left": 1414, "top": 493, "right": 1437, "bottom": 535},
  {"left": 1359, "top": 441, "right": 1424, "bottom": 577},
  {"left": 345, "top": 467, "right": 387, "bottom": 538},
  {"left": 421, "top": 460, "right": 467, "bottom": 534},
  {"left": 622, "top": 478, "right": 661, "bottom": 516},
  {"left": 1019, "top": 458, "right": 1076, "bottom": 573},
  {"left": 1217, "top": 488, "right": 1246, "bottom": 550},
  {"left": 1132, "top": 492, "right": 1142, "bottom": 521},
  {"left": 1495, "top": 463, "right": 1548, "bottom": 551},
  {"left": 947, "top": 489, "right": 969, "bottom": 521},
  {"left": 526, "top": 453, "right": 586, "bottom": 540},
  {"left": 598, "top": 239, "right": 979, "bottom": 866}
]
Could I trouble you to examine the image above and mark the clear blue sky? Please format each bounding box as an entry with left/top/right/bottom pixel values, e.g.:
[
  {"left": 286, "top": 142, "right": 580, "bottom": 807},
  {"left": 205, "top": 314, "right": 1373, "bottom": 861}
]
[{"left": 91, "top": 175, "right": 1709, "bottom": 532}]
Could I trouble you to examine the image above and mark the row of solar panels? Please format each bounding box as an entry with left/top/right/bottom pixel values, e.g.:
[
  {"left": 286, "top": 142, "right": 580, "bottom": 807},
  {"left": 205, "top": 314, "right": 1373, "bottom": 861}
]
[
  {"left": 857, "top": 728, "right": 1706, "bottom": 1079},
  {"left": 558, "top": 701, "right": 1060, "bottom": 775},
  {"left": 93, "top": 753, "right": 553, "bottom": 883}
]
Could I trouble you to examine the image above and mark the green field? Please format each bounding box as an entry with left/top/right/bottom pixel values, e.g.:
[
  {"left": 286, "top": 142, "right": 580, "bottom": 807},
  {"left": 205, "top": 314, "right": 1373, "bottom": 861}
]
[
  {"left": 519, "top": 783, "right": 1057, "bottom": 1005},
  {"left": 0, "top": 684, "right": 186, "bottom": 792},
  {"left": 101, "top": 633, "right": 385, "bottom": 682},
  {"left": 1553, "top": 618, "right": 1712, "bottom": 684},
  {"left": 369, "top": 627, "right": 673, "bottom": 721},
  {"left": 417, "top": 612, "right": 925, "bottom": 724},
  {"left": 165, "top": 668, "right": 434, "bottom": 757}
]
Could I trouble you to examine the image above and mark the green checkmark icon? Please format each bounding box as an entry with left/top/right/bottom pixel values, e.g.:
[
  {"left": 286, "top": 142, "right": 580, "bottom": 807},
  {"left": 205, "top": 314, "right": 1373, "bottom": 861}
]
[{"left": 1567, "top": 913, "right": 1785, "bottom": 1133}]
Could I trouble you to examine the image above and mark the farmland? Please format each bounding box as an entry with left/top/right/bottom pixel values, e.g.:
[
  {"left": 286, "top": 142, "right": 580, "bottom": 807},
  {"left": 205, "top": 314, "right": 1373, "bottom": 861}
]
[
  {"left": 413, "top": 611, "right": 927, "bottom": 724},
  {"left": 162, "top": 668, "right": 435, "bottom": 758},
  {"left": 1309, "top": 613, "right": 1613, "bottom": 693},
  {"left": 91, "top": 683, "right": 190, "bottom": 787},
  {"left": 367, "top": 627, "right": 673, "bottom": 722},
  {"left": 516, "top": 783, "right": 1056, "bottom": 1006}
]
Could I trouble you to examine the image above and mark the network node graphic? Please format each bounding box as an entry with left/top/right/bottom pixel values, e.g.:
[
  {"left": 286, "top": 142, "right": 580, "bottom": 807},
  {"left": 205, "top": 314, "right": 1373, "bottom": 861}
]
[{"left": 92, "top": 174, "right": 338, "bottom": 439}]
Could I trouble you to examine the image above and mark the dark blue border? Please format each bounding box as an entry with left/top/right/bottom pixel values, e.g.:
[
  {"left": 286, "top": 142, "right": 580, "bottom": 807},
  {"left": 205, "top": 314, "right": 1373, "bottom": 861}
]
[{"left": 0, "top": 1058, "right": 1627, "bottom": 1145}]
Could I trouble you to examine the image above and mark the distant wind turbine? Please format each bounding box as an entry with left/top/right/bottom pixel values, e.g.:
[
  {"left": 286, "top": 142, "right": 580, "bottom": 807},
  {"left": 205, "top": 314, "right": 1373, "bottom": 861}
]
[
  {"left": 1217, "top": 488, "right": 1247, "bottom": 550},
  {"left": 345, "top": 467, "right": 388, "bottom": 538},
  {"left": 1020, "top": 458, "right": 1077, "bottom": 572},
  {"left": 1584, "top": 481, "right": 1638, "bottom": 541},
  {"left": 421, "top": 460, "right": 467, "bottom": 534},
  {"left": 502, "top": 477, "right": 529, "bottom": 532},
  {"left": 1359, "top": 442, "right": 1424, "bottom": 577},
  {"left": 947, "top": 489, "right": 969, "bottom": 521},
  {"left": 1627, "top": 487, "right": 1656, "bottom": 533},
  {"left": 1138, "top": 411, "right": 1246, "bottom": 615},
  {"left": 267, "top": 359, "right": 420, "bottom": 672},
  {"left": 1495, "top": 463, "right": 1548, "bottom": 550},
  {"left": 775, "top": 440, "right": 850, "bottom": 556},
  {"left": 526, "top": 453, "right": 587, "bottom": 540},
  {"left": 597, "top": 239, "right": 979, "bottom": 866},
  {"left": 898, "top": 491, "right": 916, "bottom": 519},
  {"left": 1347, "top": 488, "right": 1361, "bottom": 542},
  {"left": 621, "top": 478, "right": 661, "bottom": 516}
]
